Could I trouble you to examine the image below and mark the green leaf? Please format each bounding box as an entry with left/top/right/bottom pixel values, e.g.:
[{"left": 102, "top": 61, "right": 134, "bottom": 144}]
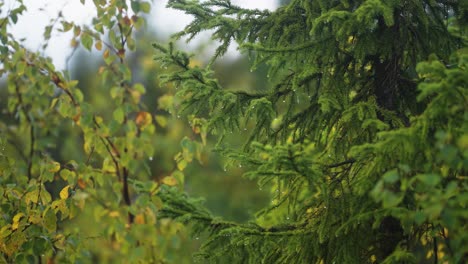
[
  {"left": 416, "top": 173, "right": 441, "bottom": 187},
  {"left": 172, "top": 170, "right": 185, "bottom": 185},
  {"left": 25, "top": 189, "right": 40, "bottom": 204},
  {"left": 40, "top": 187, "right": 52, "bottom": 204},
  {"left": 61, "top": 21, "right": 73, "bottom": 32},
  {"left": 381, "top": 191, "right": 403, "bottom": 208},
  {"left": 131, "top": 1, "right": 140, "bottom": 13},
  {"left": 140, "top": 2, "right": 151, "bottom": 13},
  {"left": 72, "top": 88, "right": 84, "bottom": 103},
  {"left": 43, "top": 209, "right": 57, "bottom": 232},
  {"left": 10, "top": 13, "right": 18, "bottom": 24},
  {"left": 81, "top": 33, "right": 93, "bottom": 51},
  {"left": 155, "top": 115, "right": 167, "bottom": 127},
  {"left": 44, "top": 25, "right": 53, "bottom": 39},
  {"left": 113, "top": 107, "right": 125, "bottom": 124},
  {"left": 383, "top": 169, "right": 399, "bottom": 183},
  {"left": 16, "top": 61, "right": 26, "bottom": 75}
]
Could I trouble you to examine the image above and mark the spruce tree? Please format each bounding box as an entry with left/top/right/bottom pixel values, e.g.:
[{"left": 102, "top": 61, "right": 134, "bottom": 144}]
[{"left": 154, "top": 0, "right": 468, "bottom": 263}]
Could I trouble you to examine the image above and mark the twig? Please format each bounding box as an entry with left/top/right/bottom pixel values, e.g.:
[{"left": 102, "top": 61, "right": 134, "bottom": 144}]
[{"left": 326, "top": 158, "right": 356, "bottom": 168}]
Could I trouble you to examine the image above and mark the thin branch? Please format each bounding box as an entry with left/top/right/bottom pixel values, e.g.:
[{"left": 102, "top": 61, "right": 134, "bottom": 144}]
[
  {"left": 326, "top": 158, "right": 356, "bottom": 168},
  {"left": 122, "top": 167, "right": 134, "bottom": 224},
  {"left": 14, "top": 82, "right": 35, "bottom": 180},
  {"left": 27, "top": 124, "right": 35, "bottom": 181}
]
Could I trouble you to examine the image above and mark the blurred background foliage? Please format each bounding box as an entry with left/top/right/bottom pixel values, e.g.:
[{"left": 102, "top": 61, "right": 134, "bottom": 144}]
[{"left": 62, "top": 31, "right": 272, "bottom": 223}]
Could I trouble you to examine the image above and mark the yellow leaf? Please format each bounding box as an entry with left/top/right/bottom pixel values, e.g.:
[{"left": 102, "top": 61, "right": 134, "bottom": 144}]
[
  {"left": 177, "top": 159, "right": 187, "bottom": 171},
  {"left": 426, "top": 250, "right": 433, "bottom": 259},
  {"left": 130, "top": 90, "right": 141, "bottom": 104},
  {"left": 71, "top": 38, "right": 78, "bottom": 47},
  {"left": 162, "top": 176, "right": 177, "bottom": 186},
  {"left": 28, "top": 213, "right": 42, "bottom": 224},
  {"left": 95, "top": 115, "right": 104, "bottom": 124},
  {"left": 49, "top": 161, "right": 61, "bottom": 173},
  {"left": 109, "top": 211, "right": 120, "bottom": 218},
  {"left": 12, "top": 213, "right": 24, "bottom": 230},
  {"left": 155, "top": 115, "right": 167, "bottom": 128},
  {"left": 60, "top": 185, "right": 70, "bottom": 199},
  {"left": 102, "top": 157, "right": 116, "bottom": 173},
  {"left": 189, "top": 59, "right": 203, "bottom": 68},
  {"left": 95, "top": 40, "right": 103, "bottom": 50}
]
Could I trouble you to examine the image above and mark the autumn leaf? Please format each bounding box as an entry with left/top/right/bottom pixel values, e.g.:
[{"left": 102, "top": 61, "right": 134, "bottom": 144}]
[
  {"left": 134, "top": 214, "right": 145, "bottom": 224},
  {"left": 162, "top": 176, "right": 177, "bottom": 186},
  {"left": 103, "top": 49, "right": 110, "bottom": 59},
  {"left": 77, "top": 178, "right": 86, "bottom": 189},
  {"left": 49, "top": 161, "right": 61, "bottom": 173},
  {"left": 135, "top": 111, "right": 152, "bottom": 127},
  {"left": 60, "top": 185, "right": 70, "bottom": 199},
  {"left": 109, "top": 211, "right": 120, "bottom": 218},
  {"left": 12, "top": 213, "right": 24, "bottom": 230},
  {"left": 95, "top": 40, "right": 103, "bottom": 50}
]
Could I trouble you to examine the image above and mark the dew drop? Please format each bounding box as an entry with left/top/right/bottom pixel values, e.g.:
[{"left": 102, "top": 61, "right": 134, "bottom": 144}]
[
  {"left": 195, "top": 237, "right": 199, "bottom": 240},
  {"left": 244, "top": 128, "right": 247, "bottom": 131},
  {"left": 286, "top": 217, "right": 290, "bottom": 220},
  {"left": 149, "top": 156, "right": 153, "bottom": 161},
  {"left": 239, "top": 164, "right": 242, "bottom": 168},
  {"left": 177, "top": 115, "right": 180, "bottom": 119},
  {"left": 282, "top": 100, "right": 286, "bottom": 103}
]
